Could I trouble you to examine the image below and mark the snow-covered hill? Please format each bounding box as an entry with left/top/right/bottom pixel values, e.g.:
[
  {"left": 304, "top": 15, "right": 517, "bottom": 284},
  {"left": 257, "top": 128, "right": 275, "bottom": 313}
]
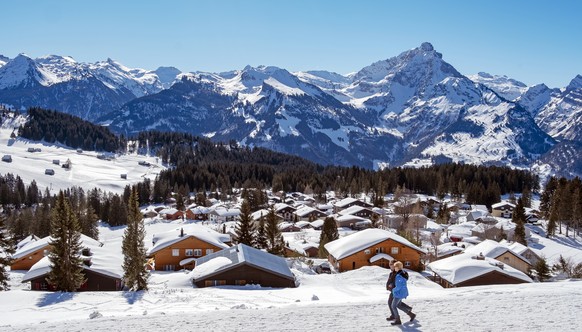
[{"left": 0, "top": 115, "right": 165, "bottom": 195}]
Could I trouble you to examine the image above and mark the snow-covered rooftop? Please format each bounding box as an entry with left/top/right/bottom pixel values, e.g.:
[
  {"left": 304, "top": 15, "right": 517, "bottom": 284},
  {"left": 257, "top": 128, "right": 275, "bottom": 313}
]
[
  {"left": 189, "top": 244, "right": 294, "bottom": 281},
  {"left": 21, "top": 240, "right": 122, "bottom": 282},
  {"left": 427, "top": 253, "right": 532, "bottom": 285},
  {"left": 148, "top": 224, "right": 230, "bottom": 255},
  {"left": 324, "top": 228, "right": 426, "bottom": 261},
  {"left": 12, "top": 234, "right": 102, "bottom": 260}
]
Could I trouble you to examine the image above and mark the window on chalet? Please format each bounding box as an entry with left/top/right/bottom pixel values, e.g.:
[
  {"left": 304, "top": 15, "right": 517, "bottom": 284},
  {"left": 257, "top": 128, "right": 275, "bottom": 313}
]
[
  {"left": 504, "top": 257, "right": 510, "bottom": 262},
  {"left": 404, "top": 261, "right": 411, "bottom": 267},
  {"left": 194, "top": 249, "right": 203, "bottom": 256},
  {"left": 364, "top": 249, "right": 371, "bottom": 255},
  {"left": 235, "top": 280, "right": 246, "bottom": 286},
  {"left": 172, "top": 249, "right": 180, "bottom": 256},
  {"left": 206, "top": 249, "right": 214, "bottom": 255},
  {"left": 185, "top": 249, "right": 194, "bottom": 257},
  {"left": 205, "top": 280, "right": 226, "bottom": 287},
  {"left": 375, "top": 248, "right": 384, "bottom": 254},
  {"left": 391, "top": 247, "right": 399, "bottom": 255}
]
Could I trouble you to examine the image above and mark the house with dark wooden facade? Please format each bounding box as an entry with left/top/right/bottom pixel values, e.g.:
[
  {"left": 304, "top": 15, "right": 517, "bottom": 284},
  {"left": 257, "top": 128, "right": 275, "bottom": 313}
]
[{"left": 189, "top": 244, "right": 296, "bottom": 288}]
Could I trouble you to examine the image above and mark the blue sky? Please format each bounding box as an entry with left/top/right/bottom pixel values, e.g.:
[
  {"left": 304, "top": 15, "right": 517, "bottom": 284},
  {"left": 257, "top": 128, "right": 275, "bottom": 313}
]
[{"left": 1, "top": 0, "right": 581, "bottom": 87}]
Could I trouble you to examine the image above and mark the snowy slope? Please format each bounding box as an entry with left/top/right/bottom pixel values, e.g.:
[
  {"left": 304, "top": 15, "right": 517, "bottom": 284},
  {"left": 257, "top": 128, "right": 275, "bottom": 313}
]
[
  {"left": 469, "top": 72, "right": 528, "bottom": 101},
  {"left": 0, "top": 116, "right": 165, "bottom": 195},
  {"left": 0, "top": 215, "right": 581, "bottom": 331}
]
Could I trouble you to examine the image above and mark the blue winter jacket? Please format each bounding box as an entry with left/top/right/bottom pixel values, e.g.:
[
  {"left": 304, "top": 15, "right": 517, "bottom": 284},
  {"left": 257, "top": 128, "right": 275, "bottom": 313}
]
[{"left": 392, "top": 270, "right": 409, "bottom": 299}]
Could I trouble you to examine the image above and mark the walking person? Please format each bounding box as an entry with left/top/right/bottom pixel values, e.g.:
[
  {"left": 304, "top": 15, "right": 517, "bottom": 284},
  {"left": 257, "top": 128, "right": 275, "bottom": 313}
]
[{"left": 388, "top": 261, "right": 416, "bottom": 325}]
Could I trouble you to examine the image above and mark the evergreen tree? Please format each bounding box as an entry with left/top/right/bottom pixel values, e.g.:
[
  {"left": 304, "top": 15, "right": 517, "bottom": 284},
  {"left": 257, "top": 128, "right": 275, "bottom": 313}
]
[
  {"left": 79, "top": 204, "right": 99, "bottom": 240},
  {"left": 318, "top": 217, "right": 339, "bottom": 258},
  {"left": 122, "top": 189, "right": 148, "bottom": 291},
  {"left": 534, "top": 256, "right": 551, "bottom": 282},
  {"left": 512, "top": 198, "right": 527, "bottom": 246},
  {"left": 235, "top": 200, "right": 255, "bottom": 246},
  {"left": 264, "top": 206, "right": 283, "bottom": 255},
  {"left": 255, "top": 215, "right": 268, "bottom": 249},
  {"left": 47, "top": 191, "right": 85, "bottom": 292},
  {"left": 0, "top": 215, "right": 15, "bottom": 290}
]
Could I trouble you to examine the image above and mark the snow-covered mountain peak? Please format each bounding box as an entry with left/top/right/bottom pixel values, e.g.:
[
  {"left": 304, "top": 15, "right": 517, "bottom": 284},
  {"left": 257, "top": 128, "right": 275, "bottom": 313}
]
[
  {"left": 88, "top": 58, "right": 162, "bottom": 97},
  {"left": 154, "top": 66, "right": 181, "bottom": 88},
  {"left": 0, "top": 53, "right": 58, "bottom": 89},
  {"left": 420, "top": 41, "right": 434, "bottom": 52},
  {"left": 567, "top": 74, "right": 582, "bottom": 90},
  {"left": 469, "top": 72, "right": 528, "bottom": 101}
]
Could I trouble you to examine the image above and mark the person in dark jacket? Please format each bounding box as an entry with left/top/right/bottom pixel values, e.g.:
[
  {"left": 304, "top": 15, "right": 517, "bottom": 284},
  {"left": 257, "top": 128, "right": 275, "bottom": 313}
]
[{"left": 387, "top": 261, "right": 416, "bottom": 325}]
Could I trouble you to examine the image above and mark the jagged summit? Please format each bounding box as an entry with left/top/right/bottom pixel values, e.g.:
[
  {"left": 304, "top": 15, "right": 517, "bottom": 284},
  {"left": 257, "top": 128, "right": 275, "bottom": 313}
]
[
  {"left": 567, "top": 74, "right": 582, "bottom": 90},
  {"left": 420, "top": 42, "right": 434, "bottom": 52}
]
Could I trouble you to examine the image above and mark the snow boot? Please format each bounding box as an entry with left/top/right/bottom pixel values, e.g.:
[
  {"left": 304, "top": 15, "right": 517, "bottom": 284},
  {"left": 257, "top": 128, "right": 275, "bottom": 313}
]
[
  {"left": 391, "top": 319, "right": 402, "bottom": 326},
  {"left": 409, "top": 312, "right": 416, "bottom": 322},
  {"left": 386, "top": 315, "right": 395, "bottom": 321}
]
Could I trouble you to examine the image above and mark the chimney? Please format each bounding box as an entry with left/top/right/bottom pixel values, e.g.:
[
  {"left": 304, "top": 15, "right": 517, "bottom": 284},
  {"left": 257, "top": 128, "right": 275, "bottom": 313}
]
[{"left": 180, "top": 228, "right": 184, "bottom": 237}]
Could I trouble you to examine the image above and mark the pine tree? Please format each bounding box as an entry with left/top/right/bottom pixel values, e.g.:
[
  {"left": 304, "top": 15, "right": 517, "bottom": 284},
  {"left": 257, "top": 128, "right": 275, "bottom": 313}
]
[
  {"left": 264, "top": 206, "right": 283, "bottom": 255},
  {"left": 122, "top": 189, "right": 148, "bottom": 291},
  {"left": 255, "top": 215, "right": 268, "bottom": 249},
  {"left": 79, "top": 204, "right": 99, "bottom": 240},
  {"left": 235, "top": 200, "right": 255, "bottom": 246},
  {"left": 47, "top": 191, "right": 85, "bottom": 292},
  {"left": 318, "top": 217, "right": 339, "bottom": 258},
  {"left": 0, "top": 215, "right": 15, "bottom": 290},
  {"left": 512, "top": 198, "right": 527, "bottom": 246},
  {"left": 534, "top": 256, "right": 551, "bottom": 282}
]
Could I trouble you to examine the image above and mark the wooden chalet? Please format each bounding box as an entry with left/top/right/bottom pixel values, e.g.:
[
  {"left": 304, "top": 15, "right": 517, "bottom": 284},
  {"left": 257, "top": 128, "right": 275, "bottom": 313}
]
[
  {"left": 147, "top": 224, "right": 231, "bottom": 271},
  {"left": 324, "top": 228, "right": 426, "bottom": 272},
  {"left": 491, "top": 202, "right": 516, "bottom": 218},
  {"left": 11, "top": 234, "right": 102, "bottom": 271},
  {"left": 464, "top": 239, "right": 532, "bottom": 274},
  {"left": 189, "top": 244, "right": 296, "bottom": 288},
  {"left": 333, "top": 197, "right": 373, "bottom": 213},
  {"left": 428, "top": 252, "right": 532, "bottom": 288},
  {"left": 185, "top": 206, "right": 211, "bottom": 221},
  {"left": 294, "top": 206, "right": 327, "bottom": 222},
  {"left": 21, "top": 245, "right": 123, "bottom": 291},
  {"left": 159, "top": 208, "right": 184, "bottom": 220},
  {"left": 274, "top": 203, "right": 297, "bottom": 222}
]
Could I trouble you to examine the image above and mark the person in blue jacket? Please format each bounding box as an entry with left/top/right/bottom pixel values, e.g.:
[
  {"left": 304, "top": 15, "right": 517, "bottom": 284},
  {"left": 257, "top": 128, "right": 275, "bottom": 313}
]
[{"left": 390, "top": 261, "right": 416, "bottom": 325}]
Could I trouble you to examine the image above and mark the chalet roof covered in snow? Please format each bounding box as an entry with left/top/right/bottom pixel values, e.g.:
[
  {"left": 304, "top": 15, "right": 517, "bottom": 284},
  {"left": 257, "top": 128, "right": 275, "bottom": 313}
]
[
  {"left": 210, "top": 208, "right": 241, "bottom": 217},
  {"left": 148, "top": 224, "right": 230, "bottom": 255},
  {"left": 189, "top": 243, "right": 294, "bottom": 281},
  {"left": 334, "top": 197, "right": 360, "bottom": 208},
  {"left": 427, "top": 253, "right": 533, "bottom": 285},
  {"left": 294, "top": 206, "right": 325, "bottom": 217},
  {"left": 337, "top": 205, "right": 374, "bottom": 216},
  {"left": 12, "top": 234, "right": 102, "bottom": 260},
  {"left": 324, "top": 228, "right": 426, "bottom": 260},
  {"left": 464, "top": 239, "right": 531, "bottom": 265},
  {"left": 15, "top": 234, "right": 40, "bottom": 250},
  {"left": 491, "top": 202, "right": 516, "bottom": 209},
  {"left": 21, "top": 241, "right": 122, "bottom": 282}
]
